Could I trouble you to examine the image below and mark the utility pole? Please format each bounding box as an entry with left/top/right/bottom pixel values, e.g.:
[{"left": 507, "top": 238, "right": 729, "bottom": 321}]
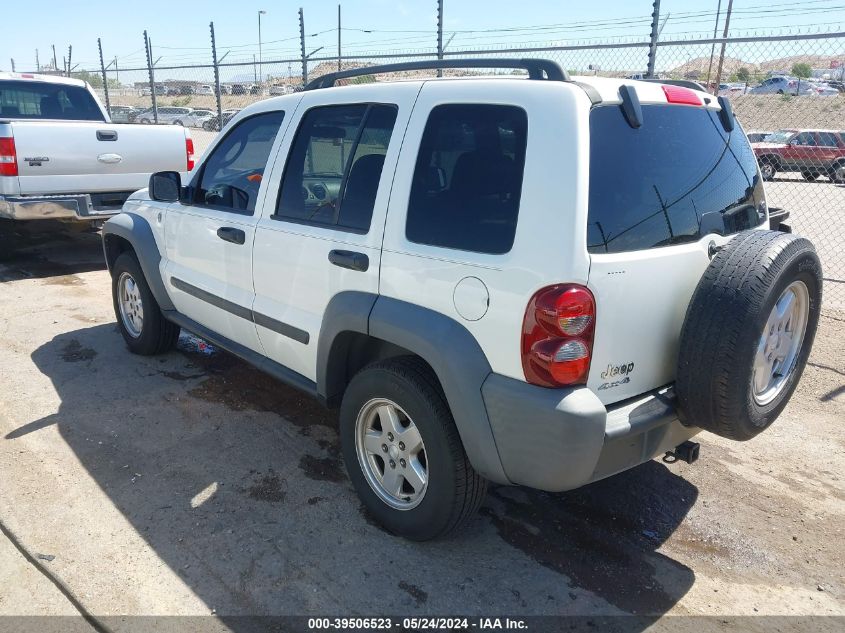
[
  {"left": 299, "top": 7, "right": 307, "bottom": 86},
  {"left": 706, "top": 0, "right": 723, "bottom": 87},
  {"left": 52, "top": 45, "right": 57, "bottom": 73},
  {"left": 10, "top": 59, "right": 15, "bottom": 72},
  {"left": 253, "top": 54, "right": 258, "bottom": 84},
  {"left": 646, "top": 0, "right": 661, "bottom": 78},
  {"left": 67, "top": 45, "right": 72, "bottom": 77},
  {"left": 144, "top": 30, "right": 158, "bottom": 123},
  {"left": 436, "top": 0, "right": 444, "bottom": 77},
  {"left": 210, "top": 22, "right": 222, "bottom": 129},
  {"left": 258, "top": 10, "right": 266, "bottom": 84},
  {"left": 337, "top": 4, "right": 342, "bottom": 72},
  {"left": 35, "top": 49, "right": 40, "bottom": 72},
  {"left": 114, "top": 57, "right": 119, "bottom": 84},
  {"left": 713, "top": 0, "right": 733, "bottom": 94}
]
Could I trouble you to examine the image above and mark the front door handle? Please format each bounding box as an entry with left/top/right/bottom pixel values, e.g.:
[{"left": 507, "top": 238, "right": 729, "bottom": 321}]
[
  {"left": 328, "top": 249, "right": 369, "bottom": 272},
  {"left": 216, "top": 226, "right": 245, "bottom": 245}
]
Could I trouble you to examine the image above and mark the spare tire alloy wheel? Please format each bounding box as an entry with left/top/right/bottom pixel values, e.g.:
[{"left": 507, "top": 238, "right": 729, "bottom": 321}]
[
  {"left": 676, "top": 231, "right": 822, "bottom": 441},
  {"left": 752, "top": 281, "right": 809, "bottom": 406},
  {"left": 355, "top": 398, "right": 428, "bottom": 509}
]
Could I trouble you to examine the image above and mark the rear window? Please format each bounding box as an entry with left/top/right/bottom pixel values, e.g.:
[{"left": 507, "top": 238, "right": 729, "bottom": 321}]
[
  {"left": 0, "top": 80, "right": 104, "bottom": 121},
  {"left": 587, "top": 104, "right": 765, "bottom": 254}
]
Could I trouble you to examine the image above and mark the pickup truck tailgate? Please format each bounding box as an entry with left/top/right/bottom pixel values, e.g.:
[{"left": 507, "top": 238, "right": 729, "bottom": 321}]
[{"left": 11, "top": 121, "right": 190, "bottom": 195}]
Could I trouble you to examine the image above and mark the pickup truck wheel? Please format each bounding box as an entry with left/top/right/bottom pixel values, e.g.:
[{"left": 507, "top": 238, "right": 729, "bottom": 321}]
[
  {"left": 111, "top": 252, "right": 180, "bottom": 355},
  {"left": 340, "top": 358, "right": 487, "bottom": 540},
  {"left": 676, "top": 231, "right": 822, "bottom": 440},
  {"left": 829, "top": 161, "right": 845, "bottom": 184}
]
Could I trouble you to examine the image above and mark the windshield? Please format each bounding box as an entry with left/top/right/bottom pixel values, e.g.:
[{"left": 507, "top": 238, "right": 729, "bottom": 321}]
[
  {"left": 587, "top": 104, "right": 765, "bottom": 254},
  {"left": 765, "top": 130, "right": 796, "bottom": 143},
  {"left": 0, "top": 80, "right": 104, "bottom": 121}
]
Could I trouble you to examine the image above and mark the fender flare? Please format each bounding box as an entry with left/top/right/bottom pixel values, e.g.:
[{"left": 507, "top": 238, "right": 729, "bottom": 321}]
[
  {"left": 317, "top": 292, "right": 510, "bottom": 485},
  {"left": 101, "top": 212, "right": 174, "bottom": 311}
]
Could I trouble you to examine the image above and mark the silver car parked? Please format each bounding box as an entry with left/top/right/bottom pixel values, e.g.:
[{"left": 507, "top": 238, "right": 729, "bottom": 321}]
[
  {"left": 750, "top": 76, "right": 814, "bottom": 96},
  {"left": 138, "top": 107, "right": 194, "bottom": 125}
]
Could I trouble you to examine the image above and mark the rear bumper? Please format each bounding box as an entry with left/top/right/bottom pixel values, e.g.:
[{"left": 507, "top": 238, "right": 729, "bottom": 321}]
[
  {"left": 482, "top": 374, "right": 699, "bottom": 492},
  {"left": 0, "top": 192, "right": 130, "bottom": 221}
]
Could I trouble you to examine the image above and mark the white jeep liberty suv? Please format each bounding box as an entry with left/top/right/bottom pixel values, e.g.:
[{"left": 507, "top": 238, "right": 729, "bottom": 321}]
[{"left": 102, "top": 60, "right": 822, "bottom": 540}]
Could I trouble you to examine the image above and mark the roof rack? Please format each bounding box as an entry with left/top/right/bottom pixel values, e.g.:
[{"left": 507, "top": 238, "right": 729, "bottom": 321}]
[{"left": 303, "top": 58, "right": 570, "bottom": 91}]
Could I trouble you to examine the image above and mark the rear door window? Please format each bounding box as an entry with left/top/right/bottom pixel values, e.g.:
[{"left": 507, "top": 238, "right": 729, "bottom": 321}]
[
  {"left": 587, "top": 104, "right": 765, "bottom": 254},
  {"left": 817, "top": 132, "right": 839, "bottom": 147},
  {"left": 275, "top": 103, "right": 398, "bottom": 233},
  {"left": 406, "top": 104, "right": 528, "bottom": 255}
]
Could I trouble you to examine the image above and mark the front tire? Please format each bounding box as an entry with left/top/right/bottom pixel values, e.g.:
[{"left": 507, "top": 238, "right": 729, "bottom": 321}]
[
  {"left": 339, "top": 358, "right": 487, "bottom": 540},
  {"left": 111, "top": 252, "right": 180, "bottom": 355}
]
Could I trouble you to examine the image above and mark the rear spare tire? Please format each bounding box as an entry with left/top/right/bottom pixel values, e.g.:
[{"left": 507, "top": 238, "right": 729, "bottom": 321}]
[{"left": 676, "top": 231, "right": 822, "bottom": 440}]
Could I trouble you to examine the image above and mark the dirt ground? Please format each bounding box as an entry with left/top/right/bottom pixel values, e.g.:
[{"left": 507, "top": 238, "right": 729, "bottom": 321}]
[{"left": 0, "top": 221, "right": 842, "bottom": 631}]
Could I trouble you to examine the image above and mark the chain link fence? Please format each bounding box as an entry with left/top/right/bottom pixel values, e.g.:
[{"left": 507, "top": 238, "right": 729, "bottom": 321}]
[{"left": 31, "top": 30, "right": 845, "bottom": 310}]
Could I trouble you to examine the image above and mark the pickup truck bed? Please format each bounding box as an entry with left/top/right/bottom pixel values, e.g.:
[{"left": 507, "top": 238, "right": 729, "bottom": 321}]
[{"left": 0, "top": 72, "right": 193, "bottom": 221}]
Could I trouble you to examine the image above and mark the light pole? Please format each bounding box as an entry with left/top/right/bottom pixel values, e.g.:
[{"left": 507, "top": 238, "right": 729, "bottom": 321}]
[{"left": 258, "top": 10, "right": 266, "bottom": 83}]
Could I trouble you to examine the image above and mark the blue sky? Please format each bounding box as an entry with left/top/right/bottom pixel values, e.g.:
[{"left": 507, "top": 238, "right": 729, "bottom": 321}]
[{"left": 2, "top": 0, "right": 844, "bottom": 73}]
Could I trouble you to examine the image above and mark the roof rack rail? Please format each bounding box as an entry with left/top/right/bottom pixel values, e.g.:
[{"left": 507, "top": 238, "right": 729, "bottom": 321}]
[{"left": 303, "top": 58, "right": 570, "bottom": 91}]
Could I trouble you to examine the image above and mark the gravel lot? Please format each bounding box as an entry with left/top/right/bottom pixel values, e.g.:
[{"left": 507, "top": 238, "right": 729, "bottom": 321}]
[{"left": 0, "top": 221, "right": 842, "bottom": 631}]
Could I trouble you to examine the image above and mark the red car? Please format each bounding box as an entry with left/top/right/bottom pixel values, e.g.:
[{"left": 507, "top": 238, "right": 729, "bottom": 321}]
[{"left": 752, "top": 129, "right": 845, "bottom": 183}]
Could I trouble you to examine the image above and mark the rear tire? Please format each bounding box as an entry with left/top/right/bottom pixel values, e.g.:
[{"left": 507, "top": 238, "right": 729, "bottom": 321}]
[
  {"left": 760, "top": 159, "right": 777, "bottom": 181},
  {"left": 829, "top": 161, "right": 845, "bottom": 184},
  {"left": 676, "top": 231, "right": 822, "bottom": 440},
  {"left": 339, "top": 358, "right": 487, "bottom": 540},
  {"left": 111, "top": 252, "right": 180, "bottom": 356}
]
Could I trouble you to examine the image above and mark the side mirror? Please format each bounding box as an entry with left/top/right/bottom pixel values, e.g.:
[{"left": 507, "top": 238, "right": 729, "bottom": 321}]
[{"left": 149, "top": 171, "right": 181, "bottom": 202}]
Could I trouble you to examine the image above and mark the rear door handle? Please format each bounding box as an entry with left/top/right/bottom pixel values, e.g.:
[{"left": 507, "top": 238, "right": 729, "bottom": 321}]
[
  {"left": 328, "top": 249, "right": 369, "bottom": 272},
  {"left": 216, "top": 226, "right": 246, "bottom": 245}
]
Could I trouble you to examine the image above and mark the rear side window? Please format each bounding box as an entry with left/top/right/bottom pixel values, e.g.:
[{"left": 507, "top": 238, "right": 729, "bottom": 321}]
[
  {"left": 587, "top": 104, "right": 765, "bottom": 254},
  {"left": 817, "top": 132, "right": 839, "bottom": 147},
  {"left": 406, "top": 104, "right": 528, "bottom": 255},
  {"left": 195, "top": 111, "right": 285, "bottom": 214},
  {"left": 275, "top": 104, "right": 397, "bottom": 232},
  {"left": 0, "top": 80, "right": 104, "bottom": 121}
]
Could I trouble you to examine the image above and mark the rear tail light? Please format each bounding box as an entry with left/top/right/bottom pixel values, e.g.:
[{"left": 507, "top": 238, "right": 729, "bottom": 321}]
[
  {"left": 185, "top": 137, "right": 195, "bottom": 171},
  {"left": 522, "top": 284, "right": 596, "bottom": 387},
  {"left": 661, "top": 84, "right": 701, "bottom": 106},
  {"left": 0, "top": 136, "right": 18, "bottom": 177}
]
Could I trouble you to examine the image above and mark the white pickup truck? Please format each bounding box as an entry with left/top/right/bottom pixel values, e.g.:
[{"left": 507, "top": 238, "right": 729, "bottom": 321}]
[{"left": 0, "top": 72, "right": 194, "bottom": 222}]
